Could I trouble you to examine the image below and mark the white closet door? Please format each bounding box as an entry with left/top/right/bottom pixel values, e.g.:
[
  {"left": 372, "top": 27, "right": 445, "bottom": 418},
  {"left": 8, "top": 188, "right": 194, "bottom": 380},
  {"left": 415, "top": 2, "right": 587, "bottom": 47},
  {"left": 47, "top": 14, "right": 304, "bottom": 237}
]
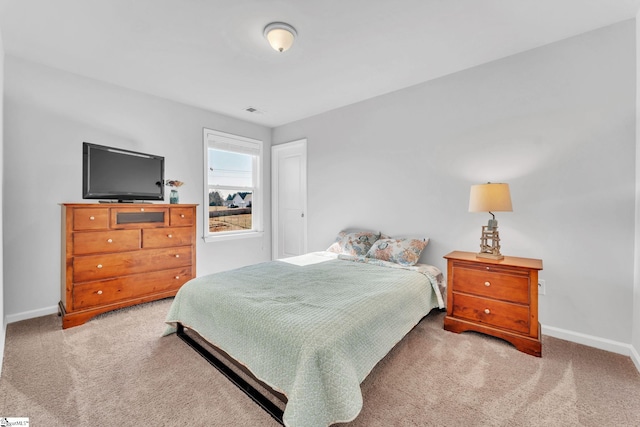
[{"left": 272, "top": 139, "right": 307, "bottom": 260}]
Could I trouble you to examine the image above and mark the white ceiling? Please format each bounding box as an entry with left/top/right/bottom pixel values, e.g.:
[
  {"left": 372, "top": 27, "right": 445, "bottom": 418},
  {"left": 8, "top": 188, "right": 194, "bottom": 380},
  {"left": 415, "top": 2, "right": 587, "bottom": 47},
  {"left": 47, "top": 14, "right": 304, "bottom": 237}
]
[{"left": 1, "top": 0, "right": 639, "bottom": 127}]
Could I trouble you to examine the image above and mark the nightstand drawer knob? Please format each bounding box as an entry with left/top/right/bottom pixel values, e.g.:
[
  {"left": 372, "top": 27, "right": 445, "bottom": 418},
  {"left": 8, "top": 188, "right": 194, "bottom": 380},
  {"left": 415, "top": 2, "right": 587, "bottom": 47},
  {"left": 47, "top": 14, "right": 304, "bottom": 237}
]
[
  {"left": 107, "top": 239, "right": 113, "bottom": 243},
  {"left": 97, "top": 264, "right": 103, "bottom": 269},
  {"left": 484, "top": 281, "right": 491, "bottom": 287},
  {"left": 175, "top": 276, "right": 180, "bottom": 279},
  {"left": 181, "top": 214, "right": 185, "bottom": 218},
  {"left": 484, "top": 308, "right": 491, "bottom": 314},
  {"left": 97, "top": 290, "right": 103, "bottom": 295},
  {"left": 168, "top": 234, "right": 173, "bottom": 238},
  {"left": 175, "top": 254, "right": 180, "bottom": 258},
  {"left": 89, "top": 216, "right": 95, "bottom": 221}
]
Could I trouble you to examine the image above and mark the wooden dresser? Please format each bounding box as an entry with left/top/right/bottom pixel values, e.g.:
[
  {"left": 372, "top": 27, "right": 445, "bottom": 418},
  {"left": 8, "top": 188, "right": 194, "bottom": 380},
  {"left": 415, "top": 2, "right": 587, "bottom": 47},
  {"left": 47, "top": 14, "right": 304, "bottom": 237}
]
[
  {"left": 443, "top": 251, "right": 543, "bottom": 357},
  {"left": 60, "top": 203, "right": 197, "bottom": 328}
]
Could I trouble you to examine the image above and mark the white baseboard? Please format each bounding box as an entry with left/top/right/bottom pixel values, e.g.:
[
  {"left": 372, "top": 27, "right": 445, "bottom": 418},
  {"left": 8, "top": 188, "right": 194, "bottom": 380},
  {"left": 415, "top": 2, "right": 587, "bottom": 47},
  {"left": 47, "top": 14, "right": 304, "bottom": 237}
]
[
  {"left": 0, "top": 321, "right": 5, "bottom": 377},
  {"left": 5, "top": 305, "right": 59, "bottom": 324},
  {"left": 631, "top": 344, "right": 640, "bottom": 372},
  {"left": 542, "top": 324, "right": 633, "bottom": 357}
]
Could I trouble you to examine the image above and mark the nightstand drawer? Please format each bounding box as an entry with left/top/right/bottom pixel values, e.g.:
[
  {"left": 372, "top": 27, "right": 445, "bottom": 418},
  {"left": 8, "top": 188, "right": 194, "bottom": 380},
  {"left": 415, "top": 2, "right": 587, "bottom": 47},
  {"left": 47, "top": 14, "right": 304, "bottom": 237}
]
[
  {"left": 451, "top": 293, "right": 530, "bottom": 334},
  {"left": 452, "top": 264, "right": 530, "bottom": 304}
]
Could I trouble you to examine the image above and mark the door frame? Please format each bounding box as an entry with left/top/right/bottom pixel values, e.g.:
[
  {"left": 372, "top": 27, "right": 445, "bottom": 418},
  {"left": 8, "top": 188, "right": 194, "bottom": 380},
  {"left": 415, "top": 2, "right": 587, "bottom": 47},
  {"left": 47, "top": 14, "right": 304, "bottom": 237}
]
[{"left": 271, "top": 139, "right": 308, "bottom": 260}]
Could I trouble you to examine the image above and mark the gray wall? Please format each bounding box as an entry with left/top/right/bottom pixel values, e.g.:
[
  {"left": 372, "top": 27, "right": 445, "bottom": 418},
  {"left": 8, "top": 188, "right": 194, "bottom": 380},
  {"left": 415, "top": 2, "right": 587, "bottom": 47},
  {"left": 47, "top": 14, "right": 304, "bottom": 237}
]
[
  {"left": 634, "top": 13, "right": 640, "bottom": 369},
  {"left": 273, "top": 21, "right": 637, "bottom": 347},
  {"left": 2, "top": 56, "right": 272, "bottom": 320},
  {"left": 0, "top": 25, "right": 5, "bottom": 373}
]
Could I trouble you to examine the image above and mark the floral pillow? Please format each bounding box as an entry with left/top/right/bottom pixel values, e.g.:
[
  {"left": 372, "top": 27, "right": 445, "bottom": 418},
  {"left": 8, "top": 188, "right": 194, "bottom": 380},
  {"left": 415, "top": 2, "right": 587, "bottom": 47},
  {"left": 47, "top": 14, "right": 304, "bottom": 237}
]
[
  {"left": 366, "top": 237, "right": 429, "bottom": 266},
  {"left": 327, "top": 230, "right": 381, "bottom": 256}
]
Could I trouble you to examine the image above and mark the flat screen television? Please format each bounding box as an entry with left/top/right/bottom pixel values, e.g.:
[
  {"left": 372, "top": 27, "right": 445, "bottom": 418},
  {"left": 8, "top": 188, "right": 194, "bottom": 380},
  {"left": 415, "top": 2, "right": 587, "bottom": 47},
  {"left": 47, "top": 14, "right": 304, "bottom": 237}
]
[{"left": 82, "top": 142, "right": 165, "bottom": 202}]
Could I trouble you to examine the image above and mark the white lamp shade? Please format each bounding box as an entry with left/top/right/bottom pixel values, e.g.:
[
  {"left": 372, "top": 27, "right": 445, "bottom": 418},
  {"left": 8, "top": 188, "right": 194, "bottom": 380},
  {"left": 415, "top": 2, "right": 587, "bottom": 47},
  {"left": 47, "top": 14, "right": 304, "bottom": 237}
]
[
  {"left": 264, "top": 23, "right": 297, "bottom": 52},
  {"left": 469, "top": 183, "right": 513, "bottom": 212}
]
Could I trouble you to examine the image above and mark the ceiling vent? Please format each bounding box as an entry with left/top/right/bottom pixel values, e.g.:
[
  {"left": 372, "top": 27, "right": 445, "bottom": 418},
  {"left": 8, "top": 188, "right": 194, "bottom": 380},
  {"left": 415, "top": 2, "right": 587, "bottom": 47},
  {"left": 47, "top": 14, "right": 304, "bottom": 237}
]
[{"left": 244, "top": 106, "right": 264, "bottom": 114}]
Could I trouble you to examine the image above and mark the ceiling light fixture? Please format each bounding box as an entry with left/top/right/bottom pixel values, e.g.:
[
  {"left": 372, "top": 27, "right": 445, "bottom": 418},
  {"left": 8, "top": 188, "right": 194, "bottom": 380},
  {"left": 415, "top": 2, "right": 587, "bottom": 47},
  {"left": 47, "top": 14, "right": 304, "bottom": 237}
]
[{"left": 263, "top": 22, "right": 297, "bottom": 52}]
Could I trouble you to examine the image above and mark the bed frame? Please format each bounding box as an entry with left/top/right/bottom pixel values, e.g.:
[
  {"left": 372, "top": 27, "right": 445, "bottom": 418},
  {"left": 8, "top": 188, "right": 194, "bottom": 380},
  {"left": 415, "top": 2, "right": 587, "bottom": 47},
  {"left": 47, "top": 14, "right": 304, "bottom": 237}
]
[{"left": 176, "top": 323, "right": 286, "bottom": 424}]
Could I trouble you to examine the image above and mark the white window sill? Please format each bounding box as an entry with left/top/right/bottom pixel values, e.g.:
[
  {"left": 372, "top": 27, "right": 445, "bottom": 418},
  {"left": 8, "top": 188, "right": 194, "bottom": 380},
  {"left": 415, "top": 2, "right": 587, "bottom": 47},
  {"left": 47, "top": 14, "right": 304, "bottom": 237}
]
[{"left": 203, "top": 230, "right": 264, "bottom": 243}]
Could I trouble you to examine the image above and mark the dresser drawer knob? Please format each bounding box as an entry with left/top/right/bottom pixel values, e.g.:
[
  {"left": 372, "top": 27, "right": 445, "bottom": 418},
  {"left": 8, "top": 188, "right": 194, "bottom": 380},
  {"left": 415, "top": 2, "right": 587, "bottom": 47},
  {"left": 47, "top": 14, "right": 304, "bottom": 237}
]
[
  {"left": 89, "top": 216, "right": 95, "bottom": 221},
  {"left": 140, "top": 208, "right": 145, "bottom": 212},
  {"left": 484, "top": 308, "right": 491, "bottom": 314},
  {"left": 175, "top": 254, "right": 180, "bottom": 258},
  {"left": 97, "top": 290, "right": 103, "bottom": 295},
  {"left": 97, "top": 264, "right": 103, "bottom": 269},
  {"left": 175, "top": 276, "right": 180, "bottom": 279},
  {"left": 486, "top": 267, "right": 490, "bottom": 270},
  {"left": 167, "top": 234, "right": 173, "bottom": 238},
  {"left": 107, "top": 238, "right": 113, "bottom": 243},
  {"left": 484, "top": 281, "right": 491, "bottom": 287},
  {"left": 180, "top": 214, "right": 185, "bottom": 218}
]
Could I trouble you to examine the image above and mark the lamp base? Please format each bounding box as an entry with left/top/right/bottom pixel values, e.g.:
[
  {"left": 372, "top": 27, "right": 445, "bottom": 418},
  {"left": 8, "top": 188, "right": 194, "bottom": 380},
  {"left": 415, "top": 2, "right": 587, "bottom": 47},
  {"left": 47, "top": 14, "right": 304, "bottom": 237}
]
[
  {"left": 476, "top": 252, "right": 504, "bottom": 260},
  {"left": 478, "top": 225, "right": 503, "bottom": 260}
]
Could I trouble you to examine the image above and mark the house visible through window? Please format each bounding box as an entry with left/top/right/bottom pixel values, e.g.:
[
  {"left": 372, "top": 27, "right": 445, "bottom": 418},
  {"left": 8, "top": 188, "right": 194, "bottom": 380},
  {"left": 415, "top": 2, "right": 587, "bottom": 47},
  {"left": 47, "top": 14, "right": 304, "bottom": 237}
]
[{"left": 203, "top": 129, "right": 263, "bottom": 242}]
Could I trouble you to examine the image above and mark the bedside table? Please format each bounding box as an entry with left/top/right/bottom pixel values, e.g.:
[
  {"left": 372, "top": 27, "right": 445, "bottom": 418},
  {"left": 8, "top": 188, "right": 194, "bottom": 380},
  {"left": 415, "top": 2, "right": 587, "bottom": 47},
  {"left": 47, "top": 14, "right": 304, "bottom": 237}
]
[{"left": 443, "top": 251, "right": 543, "bottom": 357}]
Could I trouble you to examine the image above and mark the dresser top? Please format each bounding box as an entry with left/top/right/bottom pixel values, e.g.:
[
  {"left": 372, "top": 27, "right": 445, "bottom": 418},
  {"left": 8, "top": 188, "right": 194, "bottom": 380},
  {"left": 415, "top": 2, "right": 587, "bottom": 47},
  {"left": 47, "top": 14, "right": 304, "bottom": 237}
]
[
  {"left": 444, "top": 250, "right": 542, "bottom": 270},
  {"left": 62, "top": 203, "right": 198, "bottom": 208}
]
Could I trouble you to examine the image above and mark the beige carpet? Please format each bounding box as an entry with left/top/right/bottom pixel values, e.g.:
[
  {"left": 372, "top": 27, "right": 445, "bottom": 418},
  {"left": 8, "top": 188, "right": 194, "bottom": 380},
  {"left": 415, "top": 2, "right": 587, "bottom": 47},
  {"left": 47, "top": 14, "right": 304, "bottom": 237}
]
[{"left": 1, "top": 298, "right": 639, "bottom": 426}]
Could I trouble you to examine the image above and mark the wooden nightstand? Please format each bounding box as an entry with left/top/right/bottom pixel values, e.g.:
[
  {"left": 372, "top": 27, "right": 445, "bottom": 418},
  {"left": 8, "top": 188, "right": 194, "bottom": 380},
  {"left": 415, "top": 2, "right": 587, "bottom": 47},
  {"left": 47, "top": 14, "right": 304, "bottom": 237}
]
[{"left": 443, "top": 251, "right": 543, "bottom": 357}]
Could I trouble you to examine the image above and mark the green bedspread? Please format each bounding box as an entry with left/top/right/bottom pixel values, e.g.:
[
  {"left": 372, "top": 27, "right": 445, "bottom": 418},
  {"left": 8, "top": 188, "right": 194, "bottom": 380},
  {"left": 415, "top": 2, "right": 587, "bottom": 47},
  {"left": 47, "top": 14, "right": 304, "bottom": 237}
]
[{"left": 164, "top": 252, "right": 444, "bottom": 427}]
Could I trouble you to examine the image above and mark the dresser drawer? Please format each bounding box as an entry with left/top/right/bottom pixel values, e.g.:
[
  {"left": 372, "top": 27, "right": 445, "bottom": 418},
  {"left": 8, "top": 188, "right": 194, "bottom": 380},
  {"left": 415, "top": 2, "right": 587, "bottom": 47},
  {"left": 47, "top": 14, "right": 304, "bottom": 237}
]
[
  {"left": 72, "top": 266, "right": 193, "bottom": 310},
  {"left": 452, "top": 264, "right": 530, "bottom": 304},
  {"left": 73, "top": 208, "right": 109, "bottom": 230},
  {"left": 143, "top": 227, "right": 193, "bottom": 248},
  {"left": 451, "top": 293, "right": 530, "bottom": 334},
  {"left": 110, "top": 206, "right": 170, "bottom": 229},
  {"left": 73, "top": 246, "right": 192, "bottom": 282},
  {"left": 73, "top": 229, "right": 140, "bottom": 255},
  {"left": 170, "top": 207, "right": 194, "bottom": 226}
]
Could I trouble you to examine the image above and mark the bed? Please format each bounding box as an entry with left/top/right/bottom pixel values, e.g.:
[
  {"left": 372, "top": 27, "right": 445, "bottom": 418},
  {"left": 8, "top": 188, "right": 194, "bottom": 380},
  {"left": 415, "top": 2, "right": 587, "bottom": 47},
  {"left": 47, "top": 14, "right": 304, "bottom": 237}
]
[{"left": 163, "top": 231, "right": 445, "bottom": 427}]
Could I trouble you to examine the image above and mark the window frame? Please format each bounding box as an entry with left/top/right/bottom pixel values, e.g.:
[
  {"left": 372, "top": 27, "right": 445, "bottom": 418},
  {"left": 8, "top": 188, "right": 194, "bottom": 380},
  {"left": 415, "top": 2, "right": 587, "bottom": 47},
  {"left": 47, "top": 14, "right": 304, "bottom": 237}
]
[{"left": 202, "top": 128, "right": 264, "bottom": 242}]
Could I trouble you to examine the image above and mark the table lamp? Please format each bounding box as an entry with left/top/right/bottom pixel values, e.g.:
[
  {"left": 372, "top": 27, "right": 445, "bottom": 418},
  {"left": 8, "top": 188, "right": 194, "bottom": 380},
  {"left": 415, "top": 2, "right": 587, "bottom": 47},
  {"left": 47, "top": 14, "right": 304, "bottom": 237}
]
[{"left": 469, "top": 182, "right": 512, "bottom": 260}]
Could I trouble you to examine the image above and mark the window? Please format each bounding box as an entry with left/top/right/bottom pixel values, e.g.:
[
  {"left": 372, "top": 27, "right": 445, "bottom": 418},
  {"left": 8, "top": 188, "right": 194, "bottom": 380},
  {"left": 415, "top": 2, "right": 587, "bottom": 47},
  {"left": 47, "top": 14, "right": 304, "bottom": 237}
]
[{"left": 203, "top": 129, "right": 263, "bottom": 242}]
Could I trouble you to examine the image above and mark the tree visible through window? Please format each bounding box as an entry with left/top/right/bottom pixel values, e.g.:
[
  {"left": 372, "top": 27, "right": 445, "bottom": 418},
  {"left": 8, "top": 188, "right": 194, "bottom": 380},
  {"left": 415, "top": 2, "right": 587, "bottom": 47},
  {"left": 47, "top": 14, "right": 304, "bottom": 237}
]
[{"left": 203, "top": 129, "right": 262, "bottom": 241}]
